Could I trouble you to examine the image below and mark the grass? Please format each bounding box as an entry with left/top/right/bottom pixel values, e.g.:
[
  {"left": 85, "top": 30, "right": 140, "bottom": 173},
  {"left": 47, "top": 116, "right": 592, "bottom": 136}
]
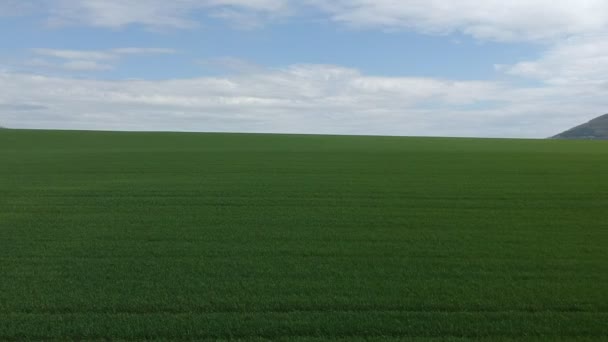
[{"left": 0, "top": 129, "right": 607, "bottom": 341}]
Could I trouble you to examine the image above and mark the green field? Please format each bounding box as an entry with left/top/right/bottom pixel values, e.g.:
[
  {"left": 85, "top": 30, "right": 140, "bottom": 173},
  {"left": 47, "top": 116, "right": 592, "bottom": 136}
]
[{"left": 1, "top": 129, "right": 607, "bottom": 341}]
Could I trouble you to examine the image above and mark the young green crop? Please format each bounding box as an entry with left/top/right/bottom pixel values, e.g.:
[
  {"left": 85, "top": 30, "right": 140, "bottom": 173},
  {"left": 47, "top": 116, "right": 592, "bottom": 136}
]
[{"left": 1, "top": 129, "right": 607, "bottom": 340}]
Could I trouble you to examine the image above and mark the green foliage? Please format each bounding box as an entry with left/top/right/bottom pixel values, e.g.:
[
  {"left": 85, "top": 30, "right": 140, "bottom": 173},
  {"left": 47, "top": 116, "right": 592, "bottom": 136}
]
[{"left": 1, "top": 130, "right": 607, "bottom": 340}]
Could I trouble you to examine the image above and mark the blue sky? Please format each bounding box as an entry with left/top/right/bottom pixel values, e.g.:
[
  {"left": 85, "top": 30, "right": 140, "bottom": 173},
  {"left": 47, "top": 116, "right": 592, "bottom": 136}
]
[{"left": 1, "top": 1, "right": 607, "bottom": 137}]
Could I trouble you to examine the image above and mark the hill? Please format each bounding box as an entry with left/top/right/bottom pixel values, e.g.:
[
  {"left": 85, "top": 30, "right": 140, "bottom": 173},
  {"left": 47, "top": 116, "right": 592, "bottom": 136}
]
[
  {"left": 553, "top": 113, "right": 608, "bottom": 139},
  {"left": 0, "top": 129, "right": 607, "bottom": 340}
]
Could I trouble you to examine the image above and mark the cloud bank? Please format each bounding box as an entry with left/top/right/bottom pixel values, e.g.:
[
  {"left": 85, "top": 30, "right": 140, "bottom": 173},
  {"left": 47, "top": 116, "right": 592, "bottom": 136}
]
[{"left": 2, "top": 62, "right": 606, "bottom": 137}]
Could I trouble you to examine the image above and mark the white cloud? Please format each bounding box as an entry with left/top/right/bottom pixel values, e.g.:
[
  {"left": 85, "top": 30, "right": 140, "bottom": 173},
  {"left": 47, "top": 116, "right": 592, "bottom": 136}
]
[
  {"left": 504, "top": 34, "right": 608, "bottom": 86},
  {"left": 111, "top": 48, "right": 177, "bottom": 55},
  {"left": 1, "top": 64, "right": 606, "bottom": 137},
  {"left": 62, "top": 60, "right": 113, "bottom": 71},
  {"left": 32, "top": 48, "right": 117, "bottom": 61},
  {"left": 310, "top": 0, "right": 608, "bottom": 42},
  {"left": 46, "top": 0, "right": 291, "bottom": 29},
  {"left": 32, "top": 48, "right": 176, "bottom": 60},
  {"left": 25, "top": 47, "right": 177, "bottom": 72},
  {"left": 198, "top": 57, "right": 266, "bottom": 74},
  {"left": 24, "top": 58, "right": 113, "bottom": 72}
]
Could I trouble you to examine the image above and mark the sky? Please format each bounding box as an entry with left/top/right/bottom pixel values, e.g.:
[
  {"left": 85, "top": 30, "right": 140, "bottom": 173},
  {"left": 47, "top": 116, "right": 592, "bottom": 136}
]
[{"left": 1, "top": 1, "right": 608, "bottom": 138}]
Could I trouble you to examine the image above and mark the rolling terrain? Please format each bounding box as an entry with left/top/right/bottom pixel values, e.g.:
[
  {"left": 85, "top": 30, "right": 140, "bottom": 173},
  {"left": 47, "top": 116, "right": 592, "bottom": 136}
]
[
  {"left": 553, "top": 114, "right": 608, "bottom": 139},
  {"left": 0, "top": 129, "right": 607, "bottom": 340}
]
